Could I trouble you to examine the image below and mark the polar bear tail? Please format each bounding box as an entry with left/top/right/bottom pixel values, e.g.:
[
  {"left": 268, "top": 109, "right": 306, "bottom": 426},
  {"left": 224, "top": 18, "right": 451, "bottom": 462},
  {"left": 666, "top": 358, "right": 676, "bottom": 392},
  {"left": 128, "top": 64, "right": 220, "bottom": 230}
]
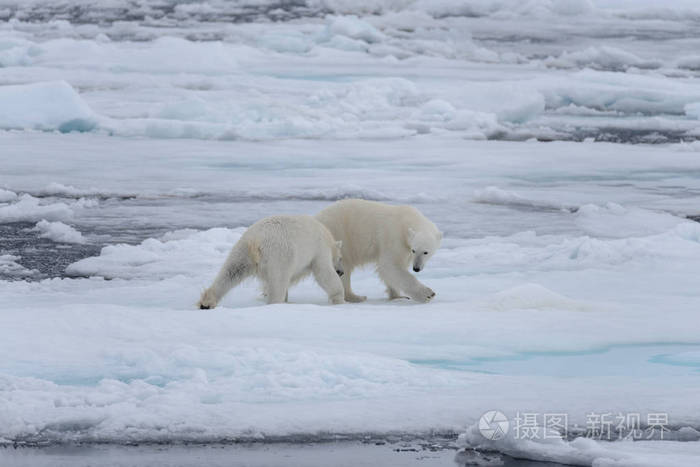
[
  {"left": 246, "top": 238, "right": 262, "bottom": 265},
  {"left": 226, "top": 240, "right": 256, "bottom": 283}
]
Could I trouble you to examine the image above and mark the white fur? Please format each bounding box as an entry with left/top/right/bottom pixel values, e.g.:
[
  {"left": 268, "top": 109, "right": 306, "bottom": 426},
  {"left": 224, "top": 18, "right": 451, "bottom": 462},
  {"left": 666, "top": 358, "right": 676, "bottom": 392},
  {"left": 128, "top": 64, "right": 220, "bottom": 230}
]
[
  {"left": 316, "top": 199, "right": 442, "bottom": 303},
  {"left": 198, "top": 215, "right": 345, "bottom": 309}
]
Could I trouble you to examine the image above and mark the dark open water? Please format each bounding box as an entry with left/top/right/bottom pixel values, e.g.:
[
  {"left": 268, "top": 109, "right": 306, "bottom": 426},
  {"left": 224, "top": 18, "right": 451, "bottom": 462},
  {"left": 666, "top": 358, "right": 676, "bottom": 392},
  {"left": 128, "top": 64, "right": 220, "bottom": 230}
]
[{"left": 0, "top": 441, "right": 573, "bottom": 467}]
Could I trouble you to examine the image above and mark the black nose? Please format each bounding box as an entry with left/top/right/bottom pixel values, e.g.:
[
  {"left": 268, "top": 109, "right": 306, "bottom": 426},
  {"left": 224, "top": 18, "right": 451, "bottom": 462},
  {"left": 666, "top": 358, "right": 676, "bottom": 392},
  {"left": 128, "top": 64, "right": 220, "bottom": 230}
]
[
  {"left": 336, "top": 270, "right": 344, "bottom": 277},
  {"left": 413, "top": 267, "right": 420, "bottom": 272}
]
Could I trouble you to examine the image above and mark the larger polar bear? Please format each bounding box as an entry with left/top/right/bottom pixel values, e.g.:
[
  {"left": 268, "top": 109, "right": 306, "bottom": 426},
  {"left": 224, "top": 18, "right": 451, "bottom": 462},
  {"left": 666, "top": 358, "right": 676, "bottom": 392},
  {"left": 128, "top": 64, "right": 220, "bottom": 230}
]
[
  {"left": 316, "top": 199, "right": 442, "bottom": 303},
  {"left": 198, "top": 215, "right": 345, "bottom": 309}
]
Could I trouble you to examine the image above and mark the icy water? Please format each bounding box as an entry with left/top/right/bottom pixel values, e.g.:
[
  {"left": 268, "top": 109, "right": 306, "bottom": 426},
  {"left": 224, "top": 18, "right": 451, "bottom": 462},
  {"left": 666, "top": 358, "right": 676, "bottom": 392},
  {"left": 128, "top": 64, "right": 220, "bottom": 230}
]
[
  {"left": 0, "top": 222, "right": 101, "bottom": 279},
  {"left": 0, "top": 442, "right": 574, "bottom": 467}
]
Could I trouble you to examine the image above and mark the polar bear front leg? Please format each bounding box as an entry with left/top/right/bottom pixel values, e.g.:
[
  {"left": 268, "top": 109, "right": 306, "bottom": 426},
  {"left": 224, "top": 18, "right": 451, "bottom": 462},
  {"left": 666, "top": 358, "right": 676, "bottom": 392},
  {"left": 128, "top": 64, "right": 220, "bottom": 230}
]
[
  {"left": 312, "top": 257, "right": 345, "bottom": 305},
  {"left": 341, "top": 268, "right": 367, "bottom": 302},
  {"left": 377, "top": 258, "right": 435, "bottom": 303}
]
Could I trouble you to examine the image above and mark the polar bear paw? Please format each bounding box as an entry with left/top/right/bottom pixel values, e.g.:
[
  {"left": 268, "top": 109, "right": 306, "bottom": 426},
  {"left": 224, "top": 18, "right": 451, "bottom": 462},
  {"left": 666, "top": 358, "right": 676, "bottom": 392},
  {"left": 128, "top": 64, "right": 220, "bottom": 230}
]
[
  {"left": 410, "top": 286, "right": 436, "bottom": 303},
  {"left": 198, "top": 289, "right": 218, "bottom": 310},
  {"left": 345, "top": 293, "right": 367, "bottom": 303},
  {"left": 388, "top": 287, "right": 409, "bottom": 300},
  {"left": 330, "top": 293, "right": 346, "bottom": 305}
]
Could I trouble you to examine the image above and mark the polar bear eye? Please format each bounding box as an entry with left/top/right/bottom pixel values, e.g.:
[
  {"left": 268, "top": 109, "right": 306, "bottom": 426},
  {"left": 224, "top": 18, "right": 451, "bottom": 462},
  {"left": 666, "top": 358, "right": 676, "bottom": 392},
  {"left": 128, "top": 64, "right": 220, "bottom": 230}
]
[
  {"left": 411, "top": 249, "right": 415, "bottom": 253},
  {"left": 423, "top": 251, "right": 428, "bottom": 255}
]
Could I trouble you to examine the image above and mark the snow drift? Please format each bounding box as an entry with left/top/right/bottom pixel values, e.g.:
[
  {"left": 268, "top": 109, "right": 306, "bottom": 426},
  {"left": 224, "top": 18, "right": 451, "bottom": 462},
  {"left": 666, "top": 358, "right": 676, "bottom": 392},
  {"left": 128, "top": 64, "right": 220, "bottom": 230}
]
[{"left": 0, "top": 81, "right": 97, "bottom": 133}]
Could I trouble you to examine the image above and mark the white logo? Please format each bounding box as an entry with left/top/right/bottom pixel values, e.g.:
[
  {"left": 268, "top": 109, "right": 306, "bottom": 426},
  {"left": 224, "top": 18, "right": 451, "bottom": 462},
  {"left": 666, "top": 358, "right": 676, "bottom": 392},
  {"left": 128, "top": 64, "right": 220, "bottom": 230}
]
[{"left": 478, "top": 410, "right": 510, "bottom": 440}]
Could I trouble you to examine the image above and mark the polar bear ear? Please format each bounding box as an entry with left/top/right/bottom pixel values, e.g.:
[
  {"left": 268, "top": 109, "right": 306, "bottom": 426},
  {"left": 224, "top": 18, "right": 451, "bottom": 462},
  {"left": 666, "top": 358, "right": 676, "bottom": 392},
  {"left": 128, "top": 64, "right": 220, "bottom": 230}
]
[
  {"left": 335, "top": 240, "right": 343, "bottom": 250},
  {"left": 407, "top": 227, "right": 416, "bottom": 242}
]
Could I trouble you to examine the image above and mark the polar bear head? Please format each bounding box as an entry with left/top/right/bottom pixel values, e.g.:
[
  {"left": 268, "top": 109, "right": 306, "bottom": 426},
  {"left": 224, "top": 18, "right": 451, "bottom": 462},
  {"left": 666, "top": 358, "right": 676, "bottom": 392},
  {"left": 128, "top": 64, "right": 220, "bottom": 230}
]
[
  {"left": 333, "top": 240, "right": 344, "bottom": 276},
  {"left": 407, "top": 228, "right": 442, "bottom": 272}
]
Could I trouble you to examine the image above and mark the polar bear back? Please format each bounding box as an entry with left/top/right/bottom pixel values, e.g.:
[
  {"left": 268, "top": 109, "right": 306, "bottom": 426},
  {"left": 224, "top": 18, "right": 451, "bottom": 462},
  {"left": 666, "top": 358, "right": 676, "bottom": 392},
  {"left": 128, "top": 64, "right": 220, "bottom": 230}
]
[
  {"left": 243, "top": 215, "right": 335, "bottom": 268},
  {"left": 316, "top": 199, "right": 438, "bottom": 269}
]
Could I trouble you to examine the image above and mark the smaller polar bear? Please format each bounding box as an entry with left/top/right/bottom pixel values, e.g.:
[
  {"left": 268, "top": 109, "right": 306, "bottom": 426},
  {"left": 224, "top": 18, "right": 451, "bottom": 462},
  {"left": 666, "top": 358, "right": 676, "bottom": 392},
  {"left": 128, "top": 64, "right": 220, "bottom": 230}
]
[
  {"left": 316, "top": 199, "right": 442, "bottom": 303},
  {"left": 198, "top": 215, "right": 345, "bottom": 309}
]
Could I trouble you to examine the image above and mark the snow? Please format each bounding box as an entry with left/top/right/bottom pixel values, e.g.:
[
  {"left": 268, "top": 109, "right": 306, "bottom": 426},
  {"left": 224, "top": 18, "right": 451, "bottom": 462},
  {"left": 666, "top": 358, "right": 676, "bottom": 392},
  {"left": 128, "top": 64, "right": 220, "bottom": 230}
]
[
  {"left": 38, "top": 182, "right": 108, "bottom": 198},
  {"left": 0, "top": 194, "right": 95, "bottom": 223},
  {"left": 1, "top": 134, "right": 700, "bottom": 449},
  {"left": 321, "top": 15, "right": 386, "bottom": 44},
  {"left": 32, "top": 36, "right": 240, "bottom": 74},
  {"left": 545, "top": 46, "right": 662, "bottom": 72},
  {"left": 0, "top": 2, "right": 699, "bottom": 143},
  {"left": 574, "top": 203, "right": 685, "bottom": 238},
  {"left": 476, "top": 283, "right": 600, "bottom": 313},
  {"left": 677, "top": 56, "right": 700, "bottom": 71},
  {"left": 685, "top": 102, "right": 700, "bottom": 119},
  {"left": 0, "top": 254, "right": 37, "bottom": 279},
  {"left": 33, "top": 219, "right": 86, "bottom": 244},
  {"left": 66, "top": 228, "right": 241, "bottom": 279},
  {"left": 1, "top": 1, "right": 700, "bottom": 462},
  {"left": 0, "top": 188, "right": 17, "bottom": 202},
  {"left": 0, "top": 81, "right": 96, "bottom": 132},
  {"left": 0, "top": 36, "right": 40, "bottom": 66},
  {"left": 473, "top": 186, "right": 570, "bottom": 211}
]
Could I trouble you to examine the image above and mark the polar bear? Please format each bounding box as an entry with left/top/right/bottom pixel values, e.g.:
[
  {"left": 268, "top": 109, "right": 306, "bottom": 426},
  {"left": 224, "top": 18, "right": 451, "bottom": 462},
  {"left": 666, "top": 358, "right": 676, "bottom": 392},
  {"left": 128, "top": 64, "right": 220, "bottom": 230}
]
[
  {"left": 315, "top": 199, "right": 442, "bottom": 303},
  {"left": 198, "top": 215, "right": 345, "bottom": 309}
]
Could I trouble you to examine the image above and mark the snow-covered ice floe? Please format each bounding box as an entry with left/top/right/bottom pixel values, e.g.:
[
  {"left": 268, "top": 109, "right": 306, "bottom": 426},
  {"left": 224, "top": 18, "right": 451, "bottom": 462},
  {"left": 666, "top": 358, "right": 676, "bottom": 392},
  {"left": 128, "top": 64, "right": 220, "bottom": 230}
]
[
  {"left": 1, "top": 135, "right": 700, "bottom": 455},
  {"left": 0, "top": 81, "right": 96, "bottom": 132},
  {"left": 2, "top": 0, "right": 700, "bottom": 143},
  {"left": 0, "top": 254, "right": 38, "bottom": 279},
  {"left": 0, "top": 188, "right": 18, "bottom": 203},
  {"left": 0, "top": 194, "right": 96, "bottom": 223},
  {"left": 32, "top": 219, "right": 86, "bottom": 244}
]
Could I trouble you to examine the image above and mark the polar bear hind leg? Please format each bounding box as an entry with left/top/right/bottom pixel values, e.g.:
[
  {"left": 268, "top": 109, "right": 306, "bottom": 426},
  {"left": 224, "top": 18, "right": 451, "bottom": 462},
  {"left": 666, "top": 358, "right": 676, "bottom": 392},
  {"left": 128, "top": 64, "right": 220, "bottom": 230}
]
[
  {"left": 312, "top": 256, "right": 345, "bottom": 304},
  {"left": 284, "top": 270, "right": 311, "bottom": 302},
  {"left": 198, "top": 242, "right": 254, "bottom": 309},
  {"left": 260, "top": 268, "right": 290, "bottom": 304},
  {"left": 341, "top": 267, "right": 367, "bottom": 302}
]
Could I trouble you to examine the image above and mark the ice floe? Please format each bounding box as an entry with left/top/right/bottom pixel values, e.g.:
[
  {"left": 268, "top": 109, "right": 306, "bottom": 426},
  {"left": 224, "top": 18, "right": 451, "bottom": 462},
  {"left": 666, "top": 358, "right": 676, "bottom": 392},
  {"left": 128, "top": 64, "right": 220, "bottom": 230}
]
[{"left": 33, "top": 219, "right": 86, "bottom": 244}]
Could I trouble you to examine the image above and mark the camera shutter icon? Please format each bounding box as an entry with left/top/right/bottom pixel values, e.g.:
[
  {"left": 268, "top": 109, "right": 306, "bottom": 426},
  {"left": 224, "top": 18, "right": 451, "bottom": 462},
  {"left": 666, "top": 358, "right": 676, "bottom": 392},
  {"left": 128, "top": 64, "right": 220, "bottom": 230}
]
[{"left": 478, "top": 410, "right": 510, "bottom": 440}]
